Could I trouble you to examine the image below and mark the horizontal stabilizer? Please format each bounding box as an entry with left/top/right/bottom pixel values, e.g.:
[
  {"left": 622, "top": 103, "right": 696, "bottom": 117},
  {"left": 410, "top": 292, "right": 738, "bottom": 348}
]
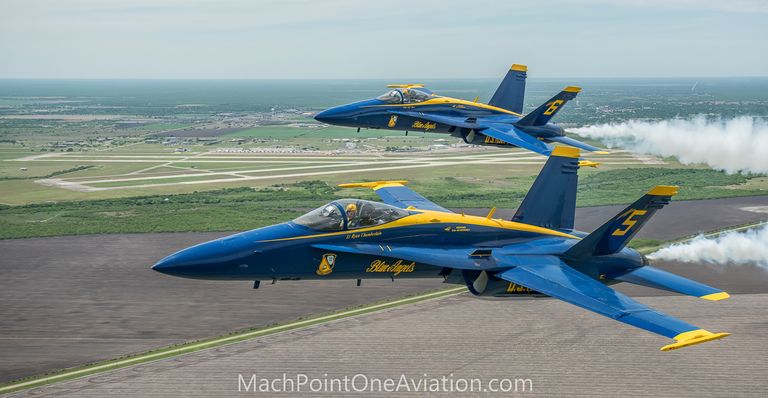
[
  {"left": 609, "top": 265, "right": 730, "bottom": 300},
  {"left": 495, "top": 256, "right": 729, "bottom": 350},
  {"left": 481, "top": 124, "right": 553, "bottom": 156},
  {"left": 547, "top": 135, "right": 608, "bottom": 153},
  {"left": 566, "top": 186, "right": 678, "bottom": 258}
]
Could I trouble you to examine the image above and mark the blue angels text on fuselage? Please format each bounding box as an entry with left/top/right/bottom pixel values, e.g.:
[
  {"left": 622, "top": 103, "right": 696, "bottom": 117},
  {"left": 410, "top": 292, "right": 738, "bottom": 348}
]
[
  {"left": 314, "top": 64, "right": 608, "bottom": 156},
  {"left": 153, "top": 147, "right": 730, "bottom": 351}
]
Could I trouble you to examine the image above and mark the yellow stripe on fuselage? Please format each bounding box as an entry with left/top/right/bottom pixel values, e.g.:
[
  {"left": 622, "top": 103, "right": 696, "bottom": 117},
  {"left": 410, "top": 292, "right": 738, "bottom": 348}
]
[
  {"left": 258, "top": 209, "right": 578, "bottom": 243},
  {"left": 367, "top": 96, "right": 525, "bottom": 117}
]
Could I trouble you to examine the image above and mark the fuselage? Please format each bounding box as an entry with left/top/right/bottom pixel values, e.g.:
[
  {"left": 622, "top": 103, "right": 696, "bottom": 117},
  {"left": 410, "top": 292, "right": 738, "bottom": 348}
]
[
  {"left": 314, "top": 94, "right": 566, "bottom": 144},
  {"left": 152, "top": 207, "right": 644, "bottom": 286}
]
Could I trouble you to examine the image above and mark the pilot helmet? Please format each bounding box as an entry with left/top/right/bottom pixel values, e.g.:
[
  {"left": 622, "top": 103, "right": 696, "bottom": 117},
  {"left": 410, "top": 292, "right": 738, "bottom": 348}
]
[{"left": 345, "top": 203, "right": 358, "bottom": 214}]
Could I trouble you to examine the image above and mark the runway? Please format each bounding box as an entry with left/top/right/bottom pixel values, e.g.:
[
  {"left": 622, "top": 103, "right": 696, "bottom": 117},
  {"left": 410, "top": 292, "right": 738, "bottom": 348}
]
[
  {"left": 19, "top": 149, "right": 658, "bottom": 191},
  {"left": 6, "top": 293, "right": 767, "bottom": 397},
  {"left": 1, "top": 196, "right": 767, "bottom": 391}
]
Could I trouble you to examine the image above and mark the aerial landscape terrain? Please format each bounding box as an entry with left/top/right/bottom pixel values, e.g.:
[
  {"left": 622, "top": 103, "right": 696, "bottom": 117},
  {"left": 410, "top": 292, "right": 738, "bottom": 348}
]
[
  {"left": 2, "top": 77, "right": 767, "bottom": 396},
  {"left": 2, "top": 78, "right": 767, "bottom": 238}
]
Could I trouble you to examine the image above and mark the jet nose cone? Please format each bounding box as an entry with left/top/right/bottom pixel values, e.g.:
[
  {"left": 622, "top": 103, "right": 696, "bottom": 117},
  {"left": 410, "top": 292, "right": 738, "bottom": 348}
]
[
  {"left": 151, "top": 244, "right": 213, "bottom": 277},
  {"left": 152, "top": 254, "right": 182, "bottom": 274},
  {"left": 313, "top": 108, "right": 336, "bottom": 123},
  {"left": 151, "top": 233, "right": 254, "bottom": 279}
]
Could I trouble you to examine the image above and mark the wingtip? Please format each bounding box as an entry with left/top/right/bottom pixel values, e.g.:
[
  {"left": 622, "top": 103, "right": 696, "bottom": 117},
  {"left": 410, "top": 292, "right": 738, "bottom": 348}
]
[
  {"left": 338, "top": 180, "right": 409, "bottom": 189},
  {"left": 701, "top": 292, "right": 730, "bottom": 301},
  {"left": 385, "top": 84, "right": 424, "bottom": 89},
  {"left": 593, "top": 150, "right": 610, "bottom": 155},
  {"left": 564, "top": 86, "right": 582, "bottom": 93},
  {"left": 660, "top": 329, "right": 730, "bottom": 351}
]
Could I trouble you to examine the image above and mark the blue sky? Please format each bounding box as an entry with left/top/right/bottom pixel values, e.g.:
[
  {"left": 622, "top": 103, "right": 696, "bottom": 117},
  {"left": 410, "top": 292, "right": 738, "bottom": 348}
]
[{"left": 1, "top": 0, "right": 766, "bottom": 78}]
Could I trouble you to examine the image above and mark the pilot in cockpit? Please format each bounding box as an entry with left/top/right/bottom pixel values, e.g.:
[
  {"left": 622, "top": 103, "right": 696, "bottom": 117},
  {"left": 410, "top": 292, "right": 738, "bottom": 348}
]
[
  {"left": 293, "top": 199, "right": 411, "bottom": 232},
  {"left": 376, "top": 88, "right": 431, "bottom": 105},
  {"left": 345, "top": 203, "right": 359, "bottom": 229}
]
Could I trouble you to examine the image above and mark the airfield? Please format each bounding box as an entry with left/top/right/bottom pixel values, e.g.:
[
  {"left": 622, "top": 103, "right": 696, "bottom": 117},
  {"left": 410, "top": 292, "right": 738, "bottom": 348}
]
[
  {"left": 18, "top": 147, "right": 659, "bottom": 193},
  {"left": 2, "top": 196, "right": 768, "bottom": 396}
]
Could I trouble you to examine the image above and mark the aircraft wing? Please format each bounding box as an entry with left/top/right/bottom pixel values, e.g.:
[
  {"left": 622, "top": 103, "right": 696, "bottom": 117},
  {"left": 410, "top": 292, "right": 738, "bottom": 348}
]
[
  {"left": 311, "top": 243, "right": 504, "bottom": 271},
  {"left": 337, "top": 180, "right": 451, "bottom": 212},
  {"left": 389, "top": 112, "right": 574, "bottom": 157},
  {"left": 496, "top": 256, "right": 729, "bottom": 351},
  {"left": 480, "top": 124, "right": 554, "bottom": 156},
  {"left": 389, "top": 111, "right": 480, "bottom": 129},
  {"left": 388, "top": 112, "right": 605, "bottom": 156}
]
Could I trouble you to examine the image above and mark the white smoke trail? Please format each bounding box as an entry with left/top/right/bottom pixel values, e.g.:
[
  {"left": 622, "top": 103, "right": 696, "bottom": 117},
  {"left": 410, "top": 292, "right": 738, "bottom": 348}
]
[
  {"left": 571, "top": 116, "right": 768, "bottom": 174},
  {"left": 649, "top": 224, "right": 768, "bottom": 269}
]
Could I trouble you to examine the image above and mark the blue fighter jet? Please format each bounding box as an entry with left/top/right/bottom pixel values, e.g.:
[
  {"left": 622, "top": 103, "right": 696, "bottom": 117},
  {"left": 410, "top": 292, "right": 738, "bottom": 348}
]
[
  {"left": 314, "top": 64, "right": 607, "bottom": 156},
  {"left": 153, "top": 147, "right": 730, "bottom": 351}
]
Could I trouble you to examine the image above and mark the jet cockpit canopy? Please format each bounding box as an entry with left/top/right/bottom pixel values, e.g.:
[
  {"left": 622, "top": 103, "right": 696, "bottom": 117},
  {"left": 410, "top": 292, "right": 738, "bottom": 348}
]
[
  {"left": 293, "top": 199, "right": 411, "bottom": 231},
  {"left": 376, "top": 84, "right": 433, "bottom": 104}
]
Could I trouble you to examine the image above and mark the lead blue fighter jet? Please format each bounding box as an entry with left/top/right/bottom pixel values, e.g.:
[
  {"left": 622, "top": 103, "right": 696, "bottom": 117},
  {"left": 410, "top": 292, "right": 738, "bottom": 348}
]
[
  {"left": 314, "top": 64, "right": 607, "bottom": 156},
  {"left": 153, "top": 147, "right": 730, "bottom": 351}
]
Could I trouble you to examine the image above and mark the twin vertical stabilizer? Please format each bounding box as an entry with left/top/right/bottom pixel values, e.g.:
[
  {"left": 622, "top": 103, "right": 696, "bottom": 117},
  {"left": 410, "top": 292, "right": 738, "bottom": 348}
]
[
  {"left": 489, "top": 64, "right": 527, "bottom": 114},
  {"left": 512, "top": 146, "right": 580, "bottom": 230}
]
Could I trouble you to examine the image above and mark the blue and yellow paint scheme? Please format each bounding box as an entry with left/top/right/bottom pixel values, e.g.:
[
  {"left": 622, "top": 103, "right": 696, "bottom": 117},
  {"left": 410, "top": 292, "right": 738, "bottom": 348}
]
[
  {"left": 153, "top": 147, "right": 729, "bottom": 351},
  {"left": 314, "top": 64, "right": 607, "bottom": 156}
]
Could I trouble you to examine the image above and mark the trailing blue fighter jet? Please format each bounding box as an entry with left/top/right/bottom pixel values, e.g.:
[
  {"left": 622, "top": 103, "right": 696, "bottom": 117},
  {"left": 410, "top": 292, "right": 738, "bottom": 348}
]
[
  {"left": 153, "top": 147, "right": 729, "bottom": 351},
  {"left": 314, "top": 64, "right": 607, "bottom": 156}
]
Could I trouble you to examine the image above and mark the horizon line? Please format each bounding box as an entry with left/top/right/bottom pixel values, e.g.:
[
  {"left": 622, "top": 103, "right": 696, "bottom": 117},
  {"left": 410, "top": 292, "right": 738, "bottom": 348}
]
[{"left": 1, "top": 75, "right": 767, "bottom": 81}]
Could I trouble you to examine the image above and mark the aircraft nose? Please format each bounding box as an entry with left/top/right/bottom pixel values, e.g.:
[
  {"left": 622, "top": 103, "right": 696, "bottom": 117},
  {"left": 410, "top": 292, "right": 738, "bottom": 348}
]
[
  {"left": 152, "top": 252, "right": 189, "bottom": 275},
  {"left": 151, "top": 237, "right": 243, "bottom": 278},
  {"left": 314, "top": 107, "right": 341, "bottom": 123},
  {"left": 315, "top": 99, "right": 383, "bottom": 125}
]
